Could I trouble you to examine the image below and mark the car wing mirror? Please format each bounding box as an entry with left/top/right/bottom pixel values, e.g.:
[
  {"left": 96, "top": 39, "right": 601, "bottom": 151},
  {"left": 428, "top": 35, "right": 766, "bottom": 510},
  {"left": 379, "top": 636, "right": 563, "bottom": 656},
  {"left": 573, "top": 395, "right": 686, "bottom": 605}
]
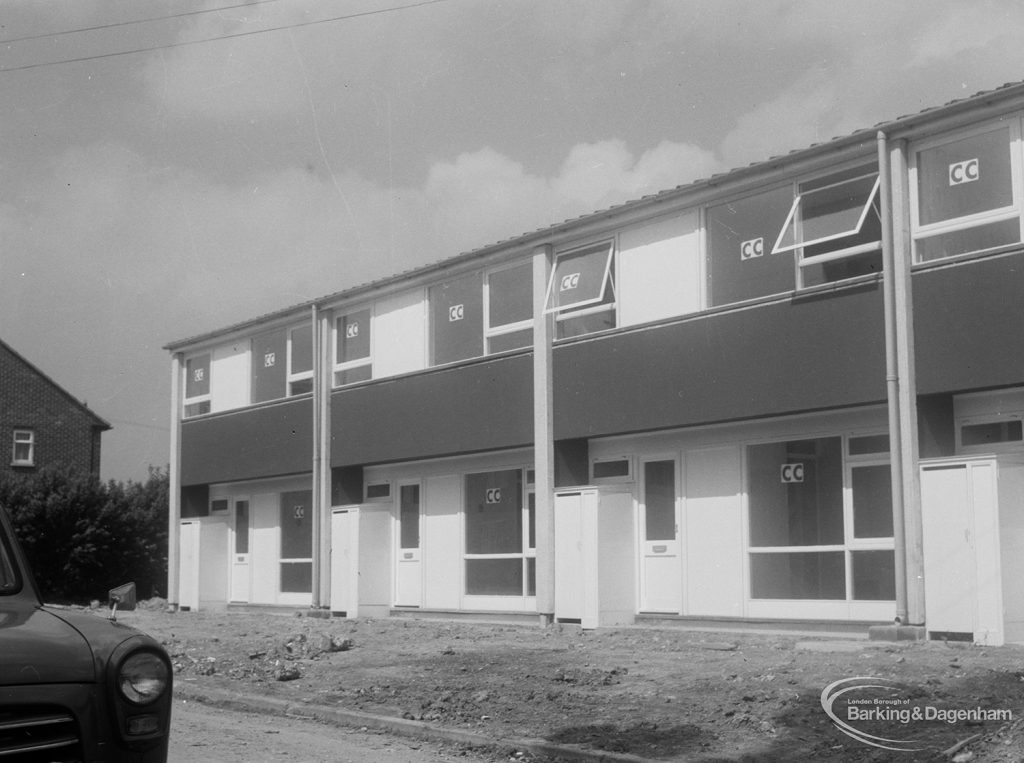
[{"left": 108, "top": 582, "right": 137, "bottom": 621}]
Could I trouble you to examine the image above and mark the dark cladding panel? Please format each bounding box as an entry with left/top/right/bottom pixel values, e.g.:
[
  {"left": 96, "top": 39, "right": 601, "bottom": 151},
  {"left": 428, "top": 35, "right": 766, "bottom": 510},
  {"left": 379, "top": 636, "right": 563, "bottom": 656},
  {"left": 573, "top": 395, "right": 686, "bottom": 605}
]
[
  {"left": 554, "top": 284, "right": 887, "bottom": 440},
  {"left": 915, "top": 252, "right": 1024, "bottom": 394},
  {"left": 181, "top": 484, "right": 209, "bottom": 518},
  {"left": 332, "top": 354, "right": 532, "bottom": 466},
  {"left": 331, "top": 466, "right": 363, "bottom": 506},
  {"left": 554, "top": 438, "right": 589, "bottom": 487},
  {"left": 180, "top": 398, "right": 313, "bottom": 485}
]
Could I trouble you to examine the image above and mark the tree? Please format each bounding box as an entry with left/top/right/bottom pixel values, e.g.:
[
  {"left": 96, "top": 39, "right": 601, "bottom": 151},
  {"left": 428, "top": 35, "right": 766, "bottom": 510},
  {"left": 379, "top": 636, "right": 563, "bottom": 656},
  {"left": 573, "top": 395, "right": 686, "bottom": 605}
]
[{"left": 0, "top": 466, "right": 169, "bottom": 603}]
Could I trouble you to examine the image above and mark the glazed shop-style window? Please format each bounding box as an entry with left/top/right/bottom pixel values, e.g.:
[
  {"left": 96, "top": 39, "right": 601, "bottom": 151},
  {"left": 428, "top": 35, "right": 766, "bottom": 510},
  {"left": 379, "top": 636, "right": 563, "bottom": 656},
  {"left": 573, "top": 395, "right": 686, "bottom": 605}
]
[
  {"left": 485, "top": 262, "right": 532, "bottom": 353},
  {"left": 183, "top": 353, "right": 211, "bottom": 417},
  {"left": 287, "top": 325, "right": 313, "bottom": 395},
  {"left": 250, "top": 328, "right": 287, "bottom": 404},
  {"left": 773, "top": 164, "right": 882, "bottom": 287},
  {"left": 11, "top": 429, "right": 34, "bottom": 467},
  {"left": 430, "top": 271, "right": 483, "bottom": 366},
  {"left": 747, "top": 436, "right": 895, "bottom": 602},
  {"left": 464, "top": 469, "right": 531, "bottom": 596},
  {"left": 544, "top": 241, "right": 616, "bottom": 339},
  {"left": 706, "top": 186, "right": 795, "bottom": 306},
  {"left": 335, "top": 308, "right": 372, "bottom": 386},
  {"left": 912, "top": 122, "right": 1021, "bottom": 262}
]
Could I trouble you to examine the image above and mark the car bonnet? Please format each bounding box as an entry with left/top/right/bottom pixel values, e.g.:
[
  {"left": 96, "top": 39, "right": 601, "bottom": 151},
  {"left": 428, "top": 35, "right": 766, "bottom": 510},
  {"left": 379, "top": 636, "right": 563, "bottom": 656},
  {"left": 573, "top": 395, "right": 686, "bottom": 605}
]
[{"left": 0, "top": 605, "right": 95, "bottom": 686}]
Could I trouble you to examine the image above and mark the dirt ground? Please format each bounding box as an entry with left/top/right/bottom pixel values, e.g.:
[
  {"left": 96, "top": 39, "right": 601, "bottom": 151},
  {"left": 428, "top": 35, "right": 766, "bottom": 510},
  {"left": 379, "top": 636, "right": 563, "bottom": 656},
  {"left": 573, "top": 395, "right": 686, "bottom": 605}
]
[{"left": 111, "top": 602, "right": 1024, "bottom": 762}]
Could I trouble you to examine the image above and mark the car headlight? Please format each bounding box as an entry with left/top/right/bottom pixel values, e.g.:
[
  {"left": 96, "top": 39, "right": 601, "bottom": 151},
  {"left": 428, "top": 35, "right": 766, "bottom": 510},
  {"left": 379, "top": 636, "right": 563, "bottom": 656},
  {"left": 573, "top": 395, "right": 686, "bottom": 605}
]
[{"left": 117, "top": 651, "right": 169, "bottom": 705}]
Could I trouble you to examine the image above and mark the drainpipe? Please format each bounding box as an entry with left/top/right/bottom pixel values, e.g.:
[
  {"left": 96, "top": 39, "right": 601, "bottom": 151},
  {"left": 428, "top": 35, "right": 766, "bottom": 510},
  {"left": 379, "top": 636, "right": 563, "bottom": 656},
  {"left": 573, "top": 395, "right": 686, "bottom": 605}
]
[{"left": 878, "top": 131, "right": 909, "bottom": 625}]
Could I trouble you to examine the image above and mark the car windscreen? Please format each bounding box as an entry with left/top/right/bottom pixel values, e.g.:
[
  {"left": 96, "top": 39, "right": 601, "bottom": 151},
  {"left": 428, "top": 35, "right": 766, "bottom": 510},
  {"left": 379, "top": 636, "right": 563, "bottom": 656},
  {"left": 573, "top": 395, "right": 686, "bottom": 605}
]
[{"left": 0, "top": 527, "right": 18, "bottom": 592}]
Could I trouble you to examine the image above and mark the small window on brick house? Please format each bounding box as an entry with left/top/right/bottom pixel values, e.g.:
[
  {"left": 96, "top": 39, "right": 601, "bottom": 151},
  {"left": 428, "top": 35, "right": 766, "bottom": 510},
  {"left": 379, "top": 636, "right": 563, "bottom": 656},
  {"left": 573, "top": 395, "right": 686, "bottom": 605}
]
[{"left": 12, "top": 429, "right": 34, "bottom": 467}]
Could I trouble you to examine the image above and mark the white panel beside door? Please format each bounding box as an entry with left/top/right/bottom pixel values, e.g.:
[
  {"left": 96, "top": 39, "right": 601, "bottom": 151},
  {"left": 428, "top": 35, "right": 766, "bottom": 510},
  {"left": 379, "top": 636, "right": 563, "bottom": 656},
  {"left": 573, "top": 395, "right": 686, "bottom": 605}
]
[
  {"left": 423, "top": 475, "right": 461, "bottom": 610},
  {"left": 250, "top": 493, "right": 279, "bottom": 605},
  {"left": 684, "top": 446, "right": 744, "bottom": 617}
]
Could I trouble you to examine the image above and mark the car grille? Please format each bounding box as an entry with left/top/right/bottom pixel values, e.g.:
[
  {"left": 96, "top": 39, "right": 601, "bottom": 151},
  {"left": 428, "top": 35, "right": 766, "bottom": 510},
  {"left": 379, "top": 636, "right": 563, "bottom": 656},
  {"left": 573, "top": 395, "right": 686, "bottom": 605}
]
[{"left": 0, "top": 706, "right": 81, "bottom": 762}]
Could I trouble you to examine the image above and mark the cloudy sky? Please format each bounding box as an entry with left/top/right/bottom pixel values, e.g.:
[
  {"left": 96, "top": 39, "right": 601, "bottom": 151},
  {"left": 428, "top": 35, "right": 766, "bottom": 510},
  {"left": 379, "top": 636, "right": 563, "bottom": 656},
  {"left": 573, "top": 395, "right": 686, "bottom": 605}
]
[{"left": 2, "top": 0, "right": 1023, "bottom": 482}]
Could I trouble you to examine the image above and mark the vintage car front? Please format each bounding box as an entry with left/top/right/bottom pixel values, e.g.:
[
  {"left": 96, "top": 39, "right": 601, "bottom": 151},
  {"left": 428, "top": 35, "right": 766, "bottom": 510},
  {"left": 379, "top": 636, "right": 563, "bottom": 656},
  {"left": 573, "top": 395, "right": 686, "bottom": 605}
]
[{"left": 0, "top": 507, "right": 172, "bottom": 762}]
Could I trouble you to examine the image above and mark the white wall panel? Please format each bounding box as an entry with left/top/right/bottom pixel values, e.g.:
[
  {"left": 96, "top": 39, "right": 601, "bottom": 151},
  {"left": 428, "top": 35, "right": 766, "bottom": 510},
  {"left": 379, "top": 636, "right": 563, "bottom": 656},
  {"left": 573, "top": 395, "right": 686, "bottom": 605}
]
[
  {"left": 210, "top": 341, "right": 249, "bottom": 412},
  {"left": 422, "top": 474, "right": 462, "bottom": 609},
  {"left": 618, "top": 210, "right": 701, "bottom": 328},
  {"left": 373, "top": 289, "right": 426, "bottom": 378},
  {"left": 684, "top": 446, "right": 744, "bottom": 617}
]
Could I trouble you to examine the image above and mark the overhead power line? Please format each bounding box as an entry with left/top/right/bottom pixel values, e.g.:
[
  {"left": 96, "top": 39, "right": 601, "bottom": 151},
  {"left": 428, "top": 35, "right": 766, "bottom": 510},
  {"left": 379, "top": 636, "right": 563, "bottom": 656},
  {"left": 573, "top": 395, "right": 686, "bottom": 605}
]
[
  {"left": 0, "top": 0, "right": 448, "bottom": 74},
  {"left": 0, "top": 0, "right": 286, "bottom": 46}
]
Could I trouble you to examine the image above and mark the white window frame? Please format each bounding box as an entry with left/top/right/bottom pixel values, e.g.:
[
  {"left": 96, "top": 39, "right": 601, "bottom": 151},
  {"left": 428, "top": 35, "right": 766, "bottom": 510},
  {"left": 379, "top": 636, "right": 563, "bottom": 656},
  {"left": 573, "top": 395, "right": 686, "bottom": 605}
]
[
  {"left": 11, "top": 429, "right": 34, "bottom": 467},
  {"left": 909, "top": 117, "right": 1024, "bottom": 263},
  {"left": 771, "top": 164, "right": 882, "bottom": 285},
  {"left": 590, "top": 456, "right": 634, "bottom": 484},
  {"left": 287, "top": 323, "right": 314, "bottom": 396},
  {"left": 364, "top": 480, "right": 392, "bottom": 502},
  {"left": 956, "top": 412, "right": 1024, "bottom": 454},
  {"left": 183, "top": 352, "right": 211, "bottom": 417},
  {"left": 745, "top": 433, "right": 895, "bottom": 606},
  {"left": 484, "top": 261, "right": 533, "bottom": 354},
  {"left": 333, "top": 305, "right": 373, "bottom": 386},
  {"left": 462, "top": 467, "right": 535, "bottom": 602}
]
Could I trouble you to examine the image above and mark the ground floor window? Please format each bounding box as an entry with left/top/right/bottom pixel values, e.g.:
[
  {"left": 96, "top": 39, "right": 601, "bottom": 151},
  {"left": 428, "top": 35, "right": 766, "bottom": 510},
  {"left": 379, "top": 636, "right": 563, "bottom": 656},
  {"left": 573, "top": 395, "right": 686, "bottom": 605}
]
[
  {"left": 464, "top": 469, "right": 534, "bottom": 596},
  {"left": 280, "top": 490, "right": 312, "bottom": 593},
  {"left": 747, "top": 435, "right": 895, "bottom": 602}
]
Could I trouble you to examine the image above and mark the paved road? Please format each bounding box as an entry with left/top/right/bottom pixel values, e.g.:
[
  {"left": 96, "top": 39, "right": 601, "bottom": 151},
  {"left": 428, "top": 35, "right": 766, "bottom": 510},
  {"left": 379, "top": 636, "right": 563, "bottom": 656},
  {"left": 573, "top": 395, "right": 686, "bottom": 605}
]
[{"left": 168, "top": 700, "right": 502, "bottom": 762}]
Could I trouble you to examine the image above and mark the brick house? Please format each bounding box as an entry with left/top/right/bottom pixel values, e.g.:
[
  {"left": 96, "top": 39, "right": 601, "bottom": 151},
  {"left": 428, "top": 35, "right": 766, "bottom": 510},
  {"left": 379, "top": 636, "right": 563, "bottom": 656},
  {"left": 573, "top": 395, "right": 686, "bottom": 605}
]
[{"left": 0, "top": 338, "right": 110, "bottom": 479}]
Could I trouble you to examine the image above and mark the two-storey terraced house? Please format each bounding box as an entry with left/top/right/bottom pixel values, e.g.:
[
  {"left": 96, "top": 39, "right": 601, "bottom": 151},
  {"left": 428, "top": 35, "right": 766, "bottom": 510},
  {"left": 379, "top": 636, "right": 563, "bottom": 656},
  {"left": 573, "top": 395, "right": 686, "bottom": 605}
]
[{"left": 167, "top": 83, "right": 1024, "bottom": 645}]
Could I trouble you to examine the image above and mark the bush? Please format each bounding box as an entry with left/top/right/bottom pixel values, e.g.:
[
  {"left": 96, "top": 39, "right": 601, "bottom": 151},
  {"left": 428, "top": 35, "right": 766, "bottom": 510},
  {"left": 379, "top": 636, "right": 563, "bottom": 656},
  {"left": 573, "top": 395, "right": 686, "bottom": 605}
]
[{"left": 0, "top": 466, "right": 168, "bottom": 604}]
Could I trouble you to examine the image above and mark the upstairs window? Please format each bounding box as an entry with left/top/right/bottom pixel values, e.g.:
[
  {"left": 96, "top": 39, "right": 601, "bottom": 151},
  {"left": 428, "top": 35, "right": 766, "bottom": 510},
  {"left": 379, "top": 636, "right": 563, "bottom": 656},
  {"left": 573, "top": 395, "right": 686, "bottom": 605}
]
[
  {"left": 11, "top": 429, "right": 34, "bottom": 467},
  {"left": 485, "top": 261, "right": 532, "bottom": 353},
  {"left": 251, "top": 328, "right": 287, "bottom": 404},
  {"left": 430, "top": 272, "right": 483, "bottom": 366},
  {"left": 912, "top": 121, "right": 1022, "bottom": 262},
  {"left": 288, "top": 325, "right": 313, "bottom": 396},
  {"left": 773, "top": 164, "right": 883, "bottom": 287},
  {"left": 334, "top": 308, "right": 372, "bottom": 386},
  {"left": 183, "top": 353, "right": 211, "bottom": 417},
  {"left": 544, "top": 241, "right": 616, "bottom": 339},
  {"left": 707, "top": 186, "right": 795, "bottom": 306}
]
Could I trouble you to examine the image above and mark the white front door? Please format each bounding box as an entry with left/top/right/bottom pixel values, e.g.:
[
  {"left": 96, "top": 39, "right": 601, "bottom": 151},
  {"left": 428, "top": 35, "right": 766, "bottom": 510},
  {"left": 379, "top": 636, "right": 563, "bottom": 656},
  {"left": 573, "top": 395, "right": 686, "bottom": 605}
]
[
  {"left": 230, "top": 498, "right": 251, "bottom": 602},
  {"left": 639, "top": 458, "right": 681, "bottom": 613},
  {"left": 395, "top": 483, "right": 422, "bottom": 606},
  {"left": 331, "top": 509, "right": 358, "bottom": 615}
]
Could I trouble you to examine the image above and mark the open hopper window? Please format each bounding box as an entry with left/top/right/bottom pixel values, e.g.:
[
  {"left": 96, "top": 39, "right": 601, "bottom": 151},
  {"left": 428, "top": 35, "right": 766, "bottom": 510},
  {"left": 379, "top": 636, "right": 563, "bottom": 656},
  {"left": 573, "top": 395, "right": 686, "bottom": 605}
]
[
  {"left": 772, "top": 166, "right": 882, "bottom": 287},
  {"left": 544, "top": 241, "right": 616, "bottom": 338}
]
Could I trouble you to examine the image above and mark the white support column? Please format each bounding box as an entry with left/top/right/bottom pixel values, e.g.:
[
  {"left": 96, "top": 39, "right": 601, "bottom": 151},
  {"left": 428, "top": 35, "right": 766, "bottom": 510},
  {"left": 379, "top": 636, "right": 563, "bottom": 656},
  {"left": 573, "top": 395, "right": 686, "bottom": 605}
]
[
  {"left": 891, "top": 139, "right": 926, "bottom": 626},
  {"left": 533, "top": 244, "right": 555, "bottom": 625},
  {"left": 167, "top": 352, "right": 183, "bottom": 612},
  {"left": 317, "top": 308, "right": 334, "bottom": 610},
  {"left": 310, "top": 305, "right": 325, "bottom": 610}
]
